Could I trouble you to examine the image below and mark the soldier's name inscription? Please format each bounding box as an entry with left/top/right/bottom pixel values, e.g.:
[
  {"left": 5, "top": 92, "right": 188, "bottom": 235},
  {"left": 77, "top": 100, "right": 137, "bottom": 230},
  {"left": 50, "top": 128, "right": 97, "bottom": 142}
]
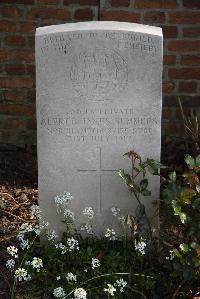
[{"left": 40, "top": 106, "right": 158, "bottom": 142}]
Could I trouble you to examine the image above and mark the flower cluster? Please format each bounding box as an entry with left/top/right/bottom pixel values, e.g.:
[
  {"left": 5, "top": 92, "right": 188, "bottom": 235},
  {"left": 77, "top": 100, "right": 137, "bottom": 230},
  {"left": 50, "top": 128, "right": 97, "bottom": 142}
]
[
  {"left": 31, "top": 257, "right": 43, "bottom": 272},
  {"left": 14, "top": 268, "right": 31, "bottom": 282},
  {"left": 55, "top": 239, "right": 79, "bottom": 254},
  {"left": 64, "top": 209, "right": 75, "bottom": 221},
  {"left": 105, "top": 228, "right": 116, "bottom": 241},
  {"left": 114, "top": 278, "right": 127, "bottom": 293},
  {"left": 67, "top": 237, "right": 79, "bottom": 251},
  {"left": 54, "top": 191, "right": 73, "bottom": 211},
  {"left": 91, "top": 258, "right": 100, "bottom": 269},
  {"left": 17, "top": 222, "right": 41, "bottom": 250},
  {"left": 135, "top": 240, "right": 146, "bottom": 255},
  {"left": 74, "top": 288, "right": 87, "bottom": 299},
  {"left": 104, "top": 284, "right": 116, "bottom": 296},
  {"left": 82, "top": 207, "right": 94, "bottom": 219},
  {"left": 6, "top": 259, "right": 15, "bottom": 271},
  {"left": 66, "top": 272, "right": 77, "bottom": 282},
  {"left": 47, "top": 230, "right": 58, "bottom": 242},
  {"left": 30, "top": 204, "right": 42, "bottom": 219},
  {"left": 80, "top": 223, "right": 93, "bottom": 235},
  {"left": 53, "top": 287, "right": 66, "bottom": 298},
  {"left": 111, "top": 207, "right": 121, "bottom": 217},
  {"left": 7, "top": 246, "right": 18, "bottom": 258},
  {"left": 55, "top": 243, "right": 67, "bottom": 254}
]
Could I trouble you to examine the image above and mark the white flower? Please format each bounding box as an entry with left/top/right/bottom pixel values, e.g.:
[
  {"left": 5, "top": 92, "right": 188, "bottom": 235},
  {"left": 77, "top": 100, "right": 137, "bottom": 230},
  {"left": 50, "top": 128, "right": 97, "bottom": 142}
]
[
  {"left": 31, "top": 257, "right": 43, "bottom": 272},
  {"left": 67, "top": 237, "right": 79, "bottom": 251},
  {"left": 7, "top": 246, "right": 18, "bottom": 258},
  {"left": 66, "top": 272, "right": 77, "bottom": 282},
  {"left": 169, "top": 250, "right": 174, "bottom": 260},
  {"left": 30, "top": 204, "right": 42, "bottom": 219},
  {"left": 47, "top": 230, "right": 58, "bottom": 242},
  {"left": 17, "top": 232, "right": 24, "bottom": 242},
  {"left": 104, "top": 284, "right": 116, "bottom": 296},
  {"left": 80, "top": 223, "right": 93, "bottom": 234},
  {"left": 91, "top": 258, "right": 100, "bottom": 269},
  {"left": 74, "top": 288, "right": 87, "bottom": 299},
  {"left": 14, "top": 268, "right": 31, "bottom": 282},
  {"left": 19, "top": 223, "right": 33, "bottom": 233},
  {"left": 118, "top": 215, "right": 126, "bottom": 224},
  {"left": 135, "top": 240, "right": 146, "bottom": 255},
  {"left": 56, "top": 276, "right": 61, "bottom": 281},
  {"left": 111, "top": 207, "right": 120, "bottom": 217},
  {"left": 53, "top": 287, "right": 66, "bottom": 298},
  {"left": 25, "top": 260, "right": 30, "bottom": 266},
  {"left": 34, "top": 225, "right": 41, "bottom": 235},
  {"left": 55, "top": 243, "right": 67, "bottom": 254},
  {"left": 54, "top": 191, "right": 73, "bottom": 210},
  {"left": 6, "top": 259, "right": 15, "bottom": 271},
  {"left": 82, "top": 207, "right": 94, "bottom": 219},
  {"left": 114, "top": 278, "right": 127, "bottom": 292},
  {"left": 105, "top": 228, "right": 116, "bottom": 241},
  {"left": 64, "top": 209, "right": 75, "bottom": 220},
  {"left": 40, "top": 220, "right": 49, "bottom": 229},
  {"left": 19, "top": 239, "right": 30, "bottom": 250}
]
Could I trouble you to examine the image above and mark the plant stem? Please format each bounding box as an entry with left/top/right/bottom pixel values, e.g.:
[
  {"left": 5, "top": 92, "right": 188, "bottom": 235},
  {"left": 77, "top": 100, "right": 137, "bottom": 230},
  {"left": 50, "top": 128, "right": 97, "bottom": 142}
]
[
  {"left": 128, "top": 286, "right": 148, "bottom": 299},
  {"left": 171, "top": 280, "right": 185, "bottom": 299},
  {"left": 10, "top": 235, "right": 38, "bottom": 299}
]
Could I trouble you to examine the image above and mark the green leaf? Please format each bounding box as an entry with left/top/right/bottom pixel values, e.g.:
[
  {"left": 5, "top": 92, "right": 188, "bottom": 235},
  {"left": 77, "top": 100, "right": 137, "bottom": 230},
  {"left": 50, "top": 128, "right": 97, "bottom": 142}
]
[
  {"left": 179, "top": 243, "right": 189, "bottom": 253},
  {"left": 180, "top": 212, "right": 187, "bottom": 224},
  {"left": 178, "top": 188, "right": 196, "bottom": 204},
  {"left": 117, "top": 169, "right": 133, "bottom": 187},
  {"left": 140, "top": 179, "right": 148, "bottom": 190},
  {"left": 126, "top": 214, "right": 135, "bottom": 228},
  {"left": 146, "top": 158, "right": 162, "bottom": 175},
  {"left": 173, "top": 248, "right": 182, "bottom": 259},
  {"left": 185, "top": 154, "right": 195, "bottom": 168},
  {"left": 195, "top": 154, "right": 200, "bottom": 166}
]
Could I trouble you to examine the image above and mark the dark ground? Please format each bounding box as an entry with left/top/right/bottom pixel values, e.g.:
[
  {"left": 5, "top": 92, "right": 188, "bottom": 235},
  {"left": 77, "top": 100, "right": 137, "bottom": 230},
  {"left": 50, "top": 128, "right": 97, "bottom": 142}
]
[{"left": 0, "top": 138, "right": 198, "bottom": 298}]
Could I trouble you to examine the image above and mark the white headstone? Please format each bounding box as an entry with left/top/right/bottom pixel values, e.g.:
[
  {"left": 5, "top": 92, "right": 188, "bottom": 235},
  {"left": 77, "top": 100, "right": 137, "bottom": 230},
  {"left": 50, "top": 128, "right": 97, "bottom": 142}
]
[{"left": 36, "top": 21, "right": 163, "bottom": 236}]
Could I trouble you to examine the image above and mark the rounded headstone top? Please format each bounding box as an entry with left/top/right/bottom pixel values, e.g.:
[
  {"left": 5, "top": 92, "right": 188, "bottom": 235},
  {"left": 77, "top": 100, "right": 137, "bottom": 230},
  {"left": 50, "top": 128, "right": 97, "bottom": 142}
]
[{"left": 36, "top": 21, "right": 162, "bottom": 37}]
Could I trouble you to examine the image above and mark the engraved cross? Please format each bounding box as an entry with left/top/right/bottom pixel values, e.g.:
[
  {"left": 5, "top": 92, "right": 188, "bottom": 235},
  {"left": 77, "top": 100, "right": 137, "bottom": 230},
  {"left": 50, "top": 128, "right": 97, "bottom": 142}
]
[{"left": 77, "top": 147, "right": 117, "bottom": 213}]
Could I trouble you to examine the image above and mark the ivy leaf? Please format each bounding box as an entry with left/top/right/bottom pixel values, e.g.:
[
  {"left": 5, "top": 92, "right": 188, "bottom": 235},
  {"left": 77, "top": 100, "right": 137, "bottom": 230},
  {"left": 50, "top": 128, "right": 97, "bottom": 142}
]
[
  {"left": 185, "top": 155, "right": 195, "bottom": 169},
  {"left": 178, "top": 188, "right": 196, "bottom": 204}
]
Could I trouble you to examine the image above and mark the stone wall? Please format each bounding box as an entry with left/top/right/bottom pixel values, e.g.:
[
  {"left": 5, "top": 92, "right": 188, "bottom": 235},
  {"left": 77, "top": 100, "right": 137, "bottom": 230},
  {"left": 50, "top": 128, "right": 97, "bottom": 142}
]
[{"left": 0, "top": 0, "right": 199, "bottom": 145}]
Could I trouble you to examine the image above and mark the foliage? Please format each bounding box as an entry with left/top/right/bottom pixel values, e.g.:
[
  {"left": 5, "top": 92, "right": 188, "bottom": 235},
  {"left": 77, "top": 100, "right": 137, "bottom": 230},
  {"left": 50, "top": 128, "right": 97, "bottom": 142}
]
[
  {"left": 178, "top": 98, "right": 200, "bottom": 155},
  {"left": 118, "top": 150, "right": 165, "bottom": 242},
  {"left": 5, "top": 190, "right": 158, "bottom": 299},
  {"left": 4, "top": 150, "right": 200, "bottom": 299},
  {"left": 163, "top": 154, "right": 200, "bottom": 284}
]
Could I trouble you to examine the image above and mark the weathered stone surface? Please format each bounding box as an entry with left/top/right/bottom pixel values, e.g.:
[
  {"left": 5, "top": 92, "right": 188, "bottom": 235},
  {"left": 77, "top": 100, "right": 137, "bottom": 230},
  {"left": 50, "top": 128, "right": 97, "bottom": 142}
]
[{"left": 35, "top": 21, "right": 163, "bottom": 236}]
